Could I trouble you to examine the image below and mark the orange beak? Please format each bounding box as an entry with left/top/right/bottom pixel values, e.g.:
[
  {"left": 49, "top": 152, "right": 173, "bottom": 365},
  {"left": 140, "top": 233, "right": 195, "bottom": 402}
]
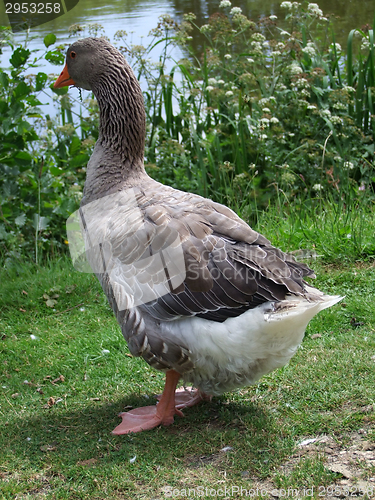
[{"left": 54, "top": 63, "right": 76, "bottom": 88}]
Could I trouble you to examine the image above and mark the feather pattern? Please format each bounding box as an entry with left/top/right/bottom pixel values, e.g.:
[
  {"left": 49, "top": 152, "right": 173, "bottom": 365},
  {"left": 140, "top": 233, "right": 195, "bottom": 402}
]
[{"left": 61, "top": 38, "right": 341, "bottom": 396}]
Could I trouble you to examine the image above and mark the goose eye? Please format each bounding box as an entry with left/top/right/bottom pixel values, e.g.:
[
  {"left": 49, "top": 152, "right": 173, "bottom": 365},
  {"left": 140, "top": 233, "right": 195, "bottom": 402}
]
[{"left": 70, "top": 51, "right": 76, "bottom": 59}]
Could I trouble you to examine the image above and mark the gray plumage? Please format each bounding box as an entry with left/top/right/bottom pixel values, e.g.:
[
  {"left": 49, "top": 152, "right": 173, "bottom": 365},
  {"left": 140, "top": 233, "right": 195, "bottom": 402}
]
[{"left": 63, "top": 38, "right": 341, "bottom": 396}]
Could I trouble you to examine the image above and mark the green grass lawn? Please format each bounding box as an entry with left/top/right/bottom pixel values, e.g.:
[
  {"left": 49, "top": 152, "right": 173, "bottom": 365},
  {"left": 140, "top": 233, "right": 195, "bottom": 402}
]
[{"left": 0, "top": 257, "right": 374, "bottom": 499}]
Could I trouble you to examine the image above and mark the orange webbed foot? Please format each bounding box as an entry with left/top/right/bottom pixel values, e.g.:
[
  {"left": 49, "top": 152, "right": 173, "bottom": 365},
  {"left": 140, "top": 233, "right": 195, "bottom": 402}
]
[
  {"left": 112, "top": 405, "right": 183, "bottom": 435},
  {"left": 112, "top": 369, "right": 183, "bottom": 435}
]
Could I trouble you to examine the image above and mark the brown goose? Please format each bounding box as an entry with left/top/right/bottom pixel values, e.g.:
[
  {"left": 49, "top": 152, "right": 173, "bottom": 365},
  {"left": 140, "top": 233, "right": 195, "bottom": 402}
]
[{"left": 54, "top": 37, "right": 341, "bottom": 435}]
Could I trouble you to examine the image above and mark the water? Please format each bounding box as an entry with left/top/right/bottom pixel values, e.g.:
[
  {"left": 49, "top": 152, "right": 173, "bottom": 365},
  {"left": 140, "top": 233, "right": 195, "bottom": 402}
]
[
  {"left": 0, "top": 0, "right": 373, "bottom": 116},
  {"left": 0, "top": 0, "right": 373, "bottom": 54}
]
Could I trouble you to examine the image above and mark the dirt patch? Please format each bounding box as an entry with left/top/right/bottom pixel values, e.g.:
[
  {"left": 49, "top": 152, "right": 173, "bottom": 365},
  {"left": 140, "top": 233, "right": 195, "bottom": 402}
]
[{"left": 249, "top": 428, "right": 375, "bottom": 498}]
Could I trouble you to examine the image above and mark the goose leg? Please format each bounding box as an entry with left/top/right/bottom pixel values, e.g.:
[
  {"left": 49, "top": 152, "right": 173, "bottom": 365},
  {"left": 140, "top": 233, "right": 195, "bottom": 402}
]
[
  {"left": 156, "top": 387, "right": 212, "bottom": 409},
  {"left": 112, "top": 369, "right": 183, "bottom": 435}
]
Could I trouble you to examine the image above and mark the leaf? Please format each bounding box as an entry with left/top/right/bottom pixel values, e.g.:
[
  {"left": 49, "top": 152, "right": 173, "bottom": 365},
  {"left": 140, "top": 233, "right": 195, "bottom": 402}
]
[
  {"left": 46, "top": 299, "right": 57, "bottom": 307},
  {"left": 32, "top": 214, "right": 50, "bottom": 231},
  {"left": 14, "top": 213, "right": 26, "bottom": 227},
  {"left": 15, "top": 151, "right": 33, "bottom": 165},
  {"left": 0, "top": 225, "right": 9, "bottom": 241},
  {"left": 0, "top": 71, "right": 9, "bottom": 90},
  {"left": 35, "top": 72, "right": 48, "bottom": 91},
  {"left": 10, "top": 47, "right": 30, "bottom": 68},
  {"left": 69, "top": 136, "right": 82, "bottom": 157},
  {"left": 44, "top": 34, "right": 56, "bottom": 48},
  {"left": 13, "top": 82, "right": 31, "bottom": 99},
  {"left": 49, "top": 166, "right": 63, "bottom": 176},
  {"left": 70, "top": 154, "right": 88, "bottom": 168},
  {"left": 45, "top": 50, "right": 65, "bottom": 66},
  {"left": 50, "top": 83, "right": 69, "bottom": 96},
  {"left": 26, "top": 95, "right": 43, "bottom": 107}
]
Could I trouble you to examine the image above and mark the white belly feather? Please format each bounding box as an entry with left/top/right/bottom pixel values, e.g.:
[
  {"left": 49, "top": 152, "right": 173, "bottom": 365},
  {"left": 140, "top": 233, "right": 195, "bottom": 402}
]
[{"left": 160, "top": 294, "right": 342, "bottom": 395}]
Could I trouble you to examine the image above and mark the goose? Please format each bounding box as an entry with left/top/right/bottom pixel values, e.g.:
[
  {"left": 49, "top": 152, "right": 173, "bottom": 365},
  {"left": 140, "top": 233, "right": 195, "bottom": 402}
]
[{"left": 54, "top": 37, "right": 341, "bottom": 435}]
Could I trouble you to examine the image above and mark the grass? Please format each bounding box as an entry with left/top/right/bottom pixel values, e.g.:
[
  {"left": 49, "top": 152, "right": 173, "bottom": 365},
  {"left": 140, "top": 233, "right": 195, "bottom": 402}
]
[{"left": 1, "top": 251, "right": 374, "bottom": 498}]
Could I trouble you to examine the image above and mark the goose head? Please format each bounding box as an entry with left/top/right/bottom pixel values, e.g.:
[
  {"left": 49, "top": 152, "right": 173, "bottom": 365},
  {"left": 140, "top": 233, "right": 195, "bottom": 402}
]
[
  {"left": 55, "top": 37, "right": 126, "bottom": 91},
  {"left": 55, "top": 38, "right": 146, "bottom": 175}
]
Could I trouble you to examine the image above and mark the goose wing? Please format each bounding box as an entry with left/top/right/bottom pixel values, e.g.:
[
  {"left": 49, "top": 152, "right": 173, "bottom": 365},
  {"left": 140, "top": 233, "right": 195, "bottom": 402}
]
[{"left": 130, "top": 181, "right": 315, "bottom": 323}]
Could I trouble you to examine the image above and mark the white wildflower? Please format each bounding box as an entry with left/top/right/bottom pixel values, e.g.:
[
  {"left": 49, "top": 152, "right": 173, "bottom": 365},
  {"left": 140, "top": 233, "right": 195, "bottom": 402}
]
[
  {"left": 320, "top": 108, "right": 331, "bottom": 117},
  {"left": 219, "top": 0, "right": 231, "bottom": 8},
  {"left": 333, "top": 102, "right": 347, "bottom": 110},
  {"left": 280, "top": 1, "right": 292, "bottom": 9},
  {"left": 303, "top": 42, "right": 316, "bottom": 58},
  {"left": 200, "top": 24, "right": 211, "bottom": 33},
  {"left": 301, "top": 89, "right": 311, "bottom": 98},
  {"left": 224, "top": 54, "right": 232, "bottom": 59},
  {"left": 344, "top": 161, "right": 354, "bottom": 170},
  {"left": 208, "top": 78, "right": 217, "bottom": 85},
  {"left": 270, "top": 117, "right": 280, "bottom": 124},
  {"left": 269, "top": 15, "right": 277, "bottom": 20},
  {"left": 330, "top": 115, "right": 343, "bottom": 125},
  {"left": 230, "top": 7, "right": 242, "bottom": 15},
  {"left": 343, "top": 85, "right": 355, "bottom": 93},
  {"left": 259, "top": 117, "right": 270, "bottom": 125},
  {"left": 206, "top": 85, "right": 214, "bottom": 92},
  {"left": 272, "top": 50, "right": 281, "bottom": 57},
  {"left": 361, "top": 38, "right": 370, "bottom": 51},
  {"left": 262, "top": 107, "right": 271, "bottom": 113},
  {"left": 251, "top": 41, "right": 263, "bottom": 53},
  {"left": 262, "top": 41, "right": 269, "bottom": 48},
  {"left": 247, "top": 58, "right": 254, "bottom": 63},
  {"left": 277, "top": 42, "right": 285, "bottom": 50},
  {"left": 296, "top": 77, "right": 309, "bottom": 89},
  {"left": 258, "top": 98, "right": 269, "bottom": 106},
  {"left": 289, "top": 62, "right": 303, "bottom": 75},
  {"left": 252, "top": 33, "right": 266, "bottom": 42},
  {"left": 260, "top": 134, "right": 268, "bottom": 140},
  {"left": 280, "top": 30, "right": 289, "bottom": 36},
  {"left": 313, "top": 183, "right": 323, "bottom": 191},
  {"left": 329, "top": 42, "right": 342, "bottom": 54},
  {"left": 226, "top": 90, "right": 234, "bottom": 96},
  {"left": 307, "top": 3, "right": 323, "bottom": 17}
]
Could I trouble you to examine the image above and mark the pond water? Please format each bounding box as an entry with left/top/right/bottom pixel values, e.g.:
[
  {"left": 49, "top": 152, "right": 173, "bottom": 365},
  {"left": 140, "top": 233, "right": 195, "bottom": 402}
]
[
  {"left": 0, "top": 0, "right": 373, "bottom": 54},
  {"left": 0, "top": 0, "right": 373, "bottom": 118}
]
